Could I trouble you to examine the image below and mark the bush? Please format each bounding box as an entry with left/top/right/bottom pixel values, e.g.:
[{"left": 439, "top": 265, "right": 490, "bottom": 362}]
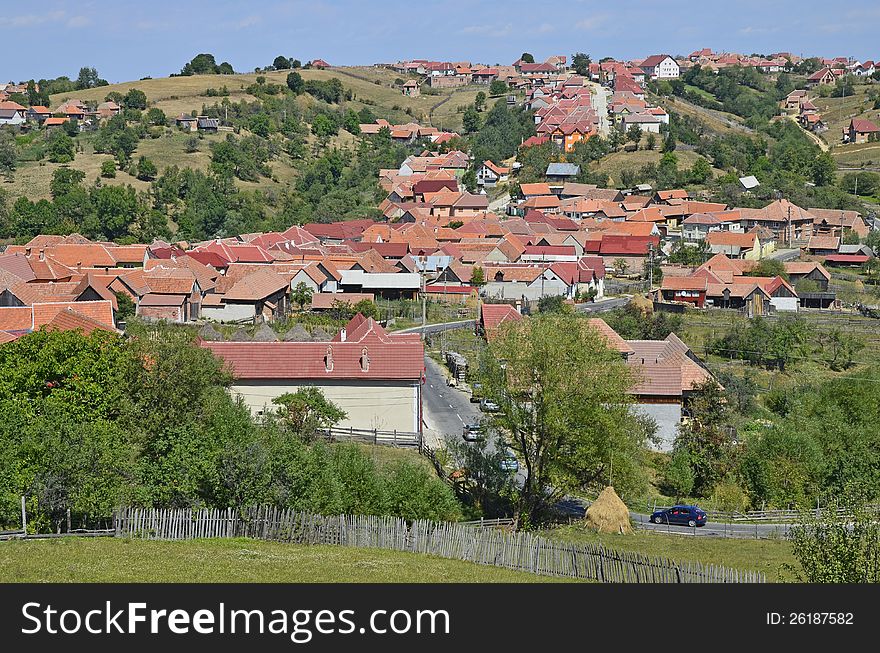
[{"left": 100, "top": 160, "right": 116, "bottom": 178}]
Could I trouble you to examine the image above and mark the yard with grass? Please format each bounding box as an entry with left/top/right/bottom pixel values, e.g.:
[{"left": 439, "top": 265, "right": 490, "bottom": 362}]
[
  {"left": 591, "top": 147, "right": 714, "bottom": 186},
  {"left": 0, "top": 537, "right": 568, "bottom": 582},
  {"left": 545, "top": 524, "right": 795, "bottom": 582}
]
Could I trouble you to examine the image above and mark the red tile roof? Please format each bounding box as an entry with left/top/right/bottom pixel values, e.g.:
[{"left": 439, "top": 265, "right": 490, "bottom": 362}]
[{"left": 201, "top": 315, "right": 423, "bottom": 380}]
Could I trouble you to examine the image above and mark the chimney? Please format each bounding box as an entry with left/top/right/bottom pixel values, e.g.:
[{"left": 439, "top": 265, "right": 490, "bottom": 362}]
[
  {"left": 39, "top": 249, "right": 45, "bottom": 261},
  {"left": 25, "top": 247, "right": 31, "bottom": 257},
  {"left": 340, "top": 328, "right": 347, "bottom": 342}
]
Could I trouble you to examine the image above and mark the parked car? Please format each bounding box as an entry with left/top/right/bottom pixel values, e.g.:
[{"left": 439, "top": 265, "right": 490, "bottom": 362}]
[
  {"left": 462, "top": 423, "right": 485, "bottom": 442},
  {"left": 500, "top": 449, "right": 518, "bottom": 472},
  {"left": 650, "top": 505, "right": 707, "bottom": 527},
  {"left": 479, "top": 398, "right": 499, "bottom": 412}
]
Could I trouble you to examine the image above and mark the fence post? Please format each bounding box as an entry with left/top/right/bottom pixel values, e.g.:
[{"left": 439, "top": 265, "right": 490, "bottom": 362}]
[{"left": 21, "top": 496, "right": 26, "bottom": 535}]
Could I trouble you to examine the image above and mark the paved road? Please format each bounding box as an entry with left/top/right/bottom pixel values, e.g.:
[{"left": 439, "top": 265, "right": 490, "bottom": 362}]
[
  {"left": 588, "top": 82, "right": 611, "bottom": 136},
  {"left": 768, "top": 248, "right": 802, "bottom": 262},
  {"left": 556, "top": 497, "right": 791, "bottom": 538},
  {"left": 575, "top": 296, "right": 631, "bottom": 313},
  {"left": 422, "top": 355, "right": 482, "bottom": 445}
]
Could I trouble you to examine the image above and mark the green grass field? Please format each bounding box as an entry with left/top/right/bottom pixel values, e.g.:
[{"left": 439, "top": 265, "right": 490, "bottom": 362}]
[
  {"left": 545, "top": 524, "right": 795, "bottom": 582},
  {"left": 591, "top": 148, "right": 713, "bottom": 186},
  {"left": 0, "top": 537, "right": 571, "bottom": 583}
]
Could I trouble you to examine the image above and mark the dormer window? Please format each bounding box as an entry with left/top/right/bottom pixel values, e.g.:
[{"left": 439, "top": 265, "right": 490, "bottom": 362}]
[
  {"left": 360, "top": 347, "right": 370, "bottom": 372},
  {"left": 324, "top": 346, "right": 334, "bottom": 372}
]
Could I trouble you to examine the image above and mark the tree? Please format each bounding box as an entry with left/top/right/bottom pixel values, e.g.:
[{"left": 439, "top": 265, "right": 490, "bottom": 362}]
[
  {"left": 612, "top": 258, "right": 629, "bottom": 276},
  {"left": 470, "top": 266, "right": 485, "bottom": 287},
  {"left": 489, "top": 80, "right": 508, "bottom": 97},
  {"left": 286, "top": 71, "right": 304, "bottom": 94},
  {"left": 144, "top": 108, "right": 166, "bottom": 127},
  {"left": 626, "top": 123, "right": 642, "bottom": 145},
  {"left": 661, "top": 131, "right": 677, "bottom": 152},
  {"left": 520, "top": 52, "right": 535, "bottom": 64},
  {"left": 291, "top": 281, "right": 314, "bottom": 310},
  {"left": 75, "top": 67, "right": 106, "bottom": 90},
  {"left": 689, "top": 157, "right": 713, "bottom": 184},
  {"left": 124, "top": 88, "right": 148, "bottom": 110},
  {"left": 474, "top": 91, "right": 486, "bottom": 112},
  {"left": 100, "top": 160, "right": 117, "bottom": 178},
  {"left": 786, "top": 503, "right": 880, "bottom": 582},
  {"left": 444, "top": 435, "right": 516, "bottom": 517},
  {"left": 114, "top": 291, "right": 135, "bottom": 322},
  {"left": 0, "top": 131, "right": 15, "bottom": 175},
  {"left": 184, "top": 136, "right": 200, "bottom": 153},
  {"left": 478, "top": 313, "right": 653, "bottom": 525},
  {"left": 751, "top": 258, "right": 787, "bottom": 279},
  {"left": 47, "top": 130, "right": 75, "bottom": 163},
  {"left": 812, "top": 152, "right": 836, "bottom": 187},
  {"left": 182, "top": 53, "right": 219, "bottom": 75},
  {"left": 645, "top": 133, "right": 656, "bottom": 151},
  {"left": 273, "top": 56, "right": 291, "bottom": 70},
  {"left": 271, "top": 388, "right": 347, "bottom": 440},
  {"left": 572, "top": 52, "right": 591, "bottom": 76},
  {"left": 537, "top": 295, "right": 567, "bottom": 313},
  {"left": 462, "top": 106, "right": 481, "bottom": 133},
  {"left": 136, "top": 156, "right": 158, "bottom": 181},
  {"left": 841, "top": 171, "right": 879, "bottom": 196}
]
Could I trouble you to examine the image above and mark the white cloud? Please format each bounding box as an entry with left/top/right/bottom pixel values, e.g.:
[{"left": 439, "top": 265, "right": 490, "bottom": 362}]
[
  {"left": 575, "top": 15, "right": 608, "bottom": 31},
  {"left": 0, "top": 10, "right": 65, "bottom": 27},
  {"left": 459, "top": 23, "right": 513, "bottom": 38},
  {"left": 233, "top": 15, "right": 262, "bottom": 29},
  {"left": 738, "top": 26, "right": 779, "bottom": 35},
  {"left": 66, "top": 15, "right": 91, "bottom": 28}
]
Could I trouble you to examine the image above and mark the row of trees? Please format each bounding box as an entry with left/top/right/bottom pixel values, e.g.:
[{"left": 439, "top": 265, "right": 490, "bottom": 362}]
[{"left": 0, "top": 325, "right": 459, "bottom": 531}]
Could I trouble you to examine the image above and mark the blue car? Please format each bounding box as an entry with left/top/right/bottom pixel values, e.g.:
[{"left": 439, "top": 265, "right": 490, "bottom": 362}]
[{"left": 651, "top": 505, "right": 707, "bottom": 527}]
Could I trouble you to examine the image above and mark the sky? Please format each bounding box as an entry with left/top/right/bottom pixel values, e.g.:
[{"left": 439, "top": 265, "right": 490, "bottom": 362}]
[{"left": 1, "top": 0, "right": 878, "bottom": 83}]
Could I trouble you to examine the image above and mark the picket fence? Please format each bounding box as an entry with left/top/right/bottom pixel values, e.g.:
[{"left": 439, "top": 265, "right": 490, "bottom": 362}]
[{"left": 114, "top": 507, "right": 764, "bottom": 584}]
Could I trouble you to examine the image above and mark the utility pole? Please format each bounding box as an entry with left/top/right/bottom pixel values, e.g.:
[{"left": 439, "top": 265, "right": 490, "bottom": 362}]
[
  {"left": 787, "top": 203, "right": 792, "bottom": 248},
  {"left": 648, "top": 244, "right": 654, "bottom": 293},
  {"left": 420, "top": 258, "right": 427, "bottom": 341}
]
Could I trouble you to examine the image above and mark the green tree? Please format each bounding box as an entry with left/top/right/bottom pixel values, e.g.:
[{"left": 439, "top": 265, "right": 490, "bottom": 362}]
[
  {"left": 474, "top": 91, "right": 486, "bottom": 111},
  {"left": 124, "top": 88, "right": 148, "bottom": 110},
  {"left": 690, "top": 157, "right": 713, "bottom": 184},
  {"left": 114, "top": 291, "right": 135, "bottom": 322},
  {"left": 751, "top": 258, "right": 787, "bottom": 279},
  {"left": 100, "top": 160, "right": 117, "bottom": 178},
  {"left": 145, "top": 108, "right": 167, "bottom": 126},
  {"left": 462, "top": 106, "right": 481, "bottom": 133},
  {"left": 75, "top": 67, "right": 106, "bottom": 90},
  {"left": 520, "top": 52, "right": 535, "bottom": 64},
  {"left": 841, "top": 171, "right": 879, "bottom": 196},
  {"left": 273, "top": 56, "right": 291, "bottom": 70},
  {"left": 286, "top": 71, "right": 304, "bottom": 94},
  {"left": 0, "top": 131, "right": 16, "bottom": 175},
  {"left": 661, "top": 131, "right": 676, "bottom": 153},
  {"left": 182, "top": 53, "right": 219, "bottom": 75},
  {"left": 478, "top": 313, "right": 653, "bottom": 525},
  {"left": 572, "top": 52, "right": 591, "bottom": 76},
  {"left": 786, "top": 505, "right": 880, "bottom": 582},
  {"left": 291, "top": 281, "right": 314, "bottom": 310},
  {"left": 645, "top": 133, "right": 656, "bottom": 151},
  {"left": 626, "top": 123, "right": 642, "bottom": 145},
  {"left": 136, "top": 156, "right": 158, "bottom": 181},
  {"left": 47, "top": 130, "right": 75, "bottom": 163},
  {"left": 812, "top": 151, "right": 836, "bottom": 186},
  {"left": 444, "top": 435, "right": 516, "bottom": 517},
  {"left": 470, "top": 266, "right": 485, "bottom": 287},
  {"left": 271, "top": 388, "right": 347, "bottom": 440},
  {"left": 537, "top": 295, "right": 567, "bottom": 313},
  {"left": 489, "top": 80, "right": 508, "bottom": 97}
]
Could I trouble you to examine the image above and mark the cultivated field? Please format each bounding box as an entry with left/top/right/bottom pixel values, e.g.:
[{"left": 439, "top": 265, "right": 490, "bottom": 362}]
[{"left": 0, "top": 537, "right": 569, "bottom": 583}]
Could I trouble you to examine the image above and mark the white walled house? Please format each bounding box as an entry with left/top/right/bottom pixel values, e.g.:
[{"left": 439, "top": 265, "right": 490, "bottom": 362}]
[
  {"left": 640, "top": 55, "right": 680, "bottom": 80},
  {"left": 201, "top": 315, "right": 424, "bottom": 434}
]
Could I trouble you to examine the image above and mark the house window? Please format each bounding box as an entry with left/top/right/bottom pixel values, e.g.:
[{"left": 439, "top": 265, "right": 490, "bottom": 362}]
[
  {"left": 324, "top": 346, "right": 334, "bottom": 372},
  {"left": 360, "top": 347, "right": 370, "bottom": 373}
]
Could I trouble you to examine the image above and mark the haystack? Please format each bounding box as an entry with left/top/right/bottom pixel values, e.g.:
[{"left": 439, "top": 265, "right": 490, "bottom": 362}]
[
  {"left": 584, "top": 486, "right": 633, "bottom": 535},
  {"left": 198, "top": 323, "right": 222, "bottom": 341},
  {"left": 229, "top": 328, "right": 252, "bottom": 342},
  {"left": 252, "top": 323, "right": 278, "bottom": 342},
  {"left": 283, "top": 324, "right": 311, "bottom": 342},
  {"left": 310, "top": 326, "right": 332, "bottom": 342}
]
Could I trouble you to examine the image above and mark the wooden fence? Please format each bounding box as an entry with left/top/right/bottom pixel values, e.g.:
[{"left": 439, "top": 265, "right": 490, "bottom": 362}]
[
  {"left": 114, "top": 507, "right": 764, "bottom": 583},
  {"left": 323, "top": 426, "right": 420, "bottom": 448}
]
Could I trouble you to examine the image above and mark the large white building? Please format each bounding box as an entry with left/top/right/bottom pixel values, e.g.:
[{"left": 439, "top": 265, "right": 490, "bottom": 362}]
[
  {"left": 201, "top": 315, "right": 425, "bottom": 434},
  {"left": 639, "top": 55, "right": 680, "bottom": 80}
]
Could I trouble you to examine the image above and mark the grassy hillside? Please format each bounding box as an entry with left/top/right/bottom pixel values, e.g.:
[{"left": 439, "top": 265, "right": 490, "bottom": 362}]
[
  {"left": 591, "top": 147, "right": 712, "bottom": 186},
  {"left": 1, "top": 537, "right": 570, "bottom": 582}
]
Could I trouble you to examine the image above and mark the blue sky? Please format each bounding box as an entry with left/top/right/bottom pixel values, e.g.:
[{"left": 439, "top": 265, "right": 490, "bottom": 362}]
[{"left": 2, "top": 0, "right": 877, "bottom": 83}]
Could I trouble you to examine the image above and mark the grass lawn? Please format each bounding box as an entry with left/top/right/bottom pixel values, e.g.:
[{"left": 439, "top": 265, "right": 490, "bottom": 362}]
[
  {"left": 545, "top": 524, "right": 795, "bottom": 582},
  {"left": 0, "top": 537, "right": 572, "bottom": 583},
  {"left": 832, "top": 141, "right": 880, "bottom": 167},
  {"left": 347, "top": 443, "right": 434, "bottom": 472}
]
